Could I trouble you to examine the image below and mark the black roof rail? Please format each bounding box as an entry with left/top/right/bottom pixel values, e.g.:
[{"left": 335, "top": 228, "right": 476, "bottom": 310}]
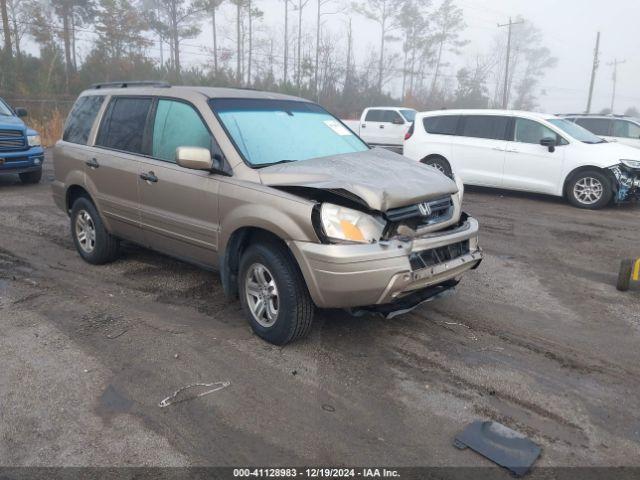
[
  {"left": 89, "top": 81, "right": 171, "bottom": 90},
  {"left": 558, "top": 112, "right": 631, "bottom": 118}
]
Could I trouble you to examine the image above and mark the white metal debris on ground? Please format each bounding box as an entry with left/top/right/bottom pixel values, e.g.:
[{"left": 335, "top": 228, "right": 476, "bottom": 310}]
[{"left": 159, "top": 381, "right": 231, "bottom": 408}]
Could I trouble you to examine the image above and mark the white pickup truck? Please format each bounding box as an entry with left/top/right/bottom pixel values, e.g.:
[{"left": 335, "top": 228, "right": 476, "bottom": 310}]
[{"left": 342, "top": 107, "right": 417, "bottom": 153}]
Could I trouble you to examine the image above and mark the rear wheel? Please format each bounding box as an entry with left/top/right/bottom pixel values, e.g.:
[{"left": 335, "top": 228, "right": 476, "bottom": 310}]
[
  {"left": 239, "top": 241, "right": 314, "bottom": 345},
  {"left": 19, "top": 169, "right": 42, "bottom": 184},
  {"left": 70, "top": 196, "right": 120, "bottom": 264},
  {"left": 566, "top": 170, "right": 612, "bottom": 209},
  {"left": 422, "top": 156, "right": 453, "bottom": 178}
]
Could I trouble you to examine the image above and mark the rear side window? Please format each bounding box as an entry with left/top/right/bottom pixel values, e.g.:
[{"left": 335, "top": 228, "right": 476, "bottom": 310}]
[
  {"left": 575, "top": 118, "right": 611, "bottom": 136},
  {"left": 63, "top": 95, "right": 105, "bottom": 145},
  {"left": 612, "top": 120, "right": 640, "bottom": 139},
  {"left": 97, "top": 97, "right": 152, "bottom": 154},
  {"left": 423, "top": 115, "right": 459, "bottom": 135},
  {"left": 461, "top": 115, "right": 509, "bottom": 140},
  {"left": 152, "top": 99, "right": 215, "bottom": 163},
  {"left": 365, "top": 109, "right": 384, "bottom": 122}
]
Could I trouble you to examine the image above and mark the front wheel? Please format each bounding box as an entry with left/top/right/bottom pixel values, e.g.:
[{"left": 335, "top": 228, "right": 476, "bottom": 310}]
[
  {"left": 566, "top": 170, "right": 612, "bottom": 209},
  {"left": 19, "top": 169, "right": 42, "bottom": 184},
  {"left": 239, "top": 242, "right": 314, "bottom": 345}
]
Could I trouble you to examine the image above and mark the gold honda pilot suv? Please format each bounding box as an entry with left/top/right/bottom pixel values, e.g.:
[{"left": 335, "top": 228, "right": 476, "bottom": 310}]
[{"left": 53, "top": 81, "right": 483, "bottom": 344}]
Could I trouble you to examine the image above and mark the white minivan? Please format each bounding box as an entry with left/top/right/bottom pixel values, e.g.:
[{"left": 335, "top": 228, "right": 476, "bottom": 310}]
[
  {"left": 403, "top": 109, "right": 640, "bottom": 209},
  {"left": 560, "top": 115, "right": 640, "bottom": 149}
]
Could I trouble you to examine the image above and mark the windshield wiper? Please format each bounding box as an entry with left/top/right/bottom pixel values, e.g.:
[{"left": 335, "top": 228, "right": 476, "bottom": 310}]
[{"left": 254, "top": 159, "right": 297, "bottom": 168}]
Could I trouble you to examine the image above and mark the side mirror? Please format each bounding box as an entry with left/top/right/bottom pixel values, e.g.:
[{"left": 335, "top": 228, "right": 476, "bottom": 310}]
[
  {"left": 540, "top": 137, "right": 556, "bottom": 153},
  {"left": 176, "top": 146, "right": 213, "bottom": 170},
  {"left": 15, "top": 107, "right": 28, "bottom": 118}
]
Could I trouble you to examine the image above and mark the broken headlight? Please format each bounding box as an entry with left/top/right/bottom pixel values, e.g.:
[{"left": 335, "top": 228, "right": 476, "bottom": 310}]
[
  {"left": 620, "top": 159, "right": 640, "bottom": 169},
  {"left": 318, "top": 203, "right": 386, "bottom": 244}
]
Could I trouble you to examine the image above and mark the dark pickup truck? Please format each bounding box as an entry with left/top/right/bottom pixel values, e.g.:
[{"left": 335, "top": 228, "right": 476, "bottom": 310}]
[{"left": 0, "top": 97, "right": 44, "bottom": 184}]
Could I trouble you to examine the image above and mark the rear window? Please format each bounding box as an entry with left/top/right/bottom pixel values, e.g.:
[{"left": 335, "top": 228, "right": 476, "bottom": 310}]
[
  {"left": 423, "top": 115, "right": 460, "bottom": 135},
  {"left": 96, "top": 97, "right": 152, "bottom": 154},
  {"left": 461, "top": 115, "right": 509, "bottom": 140},
  {"left": 63, "top": 95, "right": 105, "bottom": 145}
]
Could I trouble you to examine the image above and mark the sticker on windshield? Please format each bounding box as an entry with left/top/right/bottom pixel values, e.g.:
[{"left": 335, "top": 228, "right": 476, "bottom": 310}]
[{"left": 324, "top": 120, "right": 353, "bottom": 136}]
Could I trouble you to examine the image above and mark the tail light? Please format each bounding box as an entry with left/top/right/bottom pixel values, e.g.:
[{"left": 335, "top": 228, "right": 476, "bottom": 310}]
[{"left": 404, "top": 122, "right": 414, "bottom": 140}]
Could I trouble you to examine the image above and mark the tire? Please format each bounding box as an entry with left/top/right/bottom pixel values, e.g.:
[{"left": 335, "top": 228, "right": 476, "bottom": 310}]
[
  {"left": 566, "top": 170, "right": 612, "bottom": 209},
  {"left": 616, "top": 259, "right": 632, "bottom": 292},
  {"left": 239, "top": 241, "right": 314, "bottom": 345},
  {"left": 422, "top": 156, "right": 453, "bottom": 178},
  {"left": 70, "top": 196, "right": 120, "bottom": 265},
  {"left": 19, "top": 169, "right": 42, "bottom": 184}
]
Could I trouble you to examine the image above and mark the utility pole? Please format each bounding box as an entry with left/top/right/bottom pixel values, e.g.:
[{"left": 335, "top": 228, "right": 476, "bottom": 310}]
[
  {"left": 585, "top": 31, "right": 600, "bottom": 113},
  {"left": 498, "top": 17, "right": 524, "bottom": 109},
  {"left": 608, "top": 58, "right": 626, "bottom": 113}
]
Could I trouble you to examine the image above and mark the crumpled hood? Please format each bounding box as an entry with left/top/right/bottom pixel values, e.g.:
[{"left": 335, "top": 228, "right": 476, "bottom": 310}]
[{"left": 258, "top": 148, "right": 458, "bottom": 211}]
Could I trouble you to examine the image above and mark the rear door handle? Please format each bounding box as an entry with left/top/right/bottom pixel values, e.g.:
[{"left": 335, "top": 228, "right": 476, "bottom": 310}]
[
  {"left": 492, "top": 147, "right": 505, "bottom": 152},
  {"left": 379, "top": 125, "right": 385, "bottom": 129},
  {"left": 85, "top": 158, "right": 99, "bottom": 168},
  {"left": 140, "top": 171, "right": 158, "bottom": 183},
  {"left": 506, "top": 148, "right": 519, "bottom": 153}
]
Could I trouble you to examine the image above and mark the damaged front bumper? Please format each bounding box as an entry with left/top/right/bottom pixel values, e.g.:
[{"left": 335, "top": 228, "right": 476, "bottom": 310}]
[
  {"left": 289, "top": 214, "right": 482, "bottom": 313},
  {"left": 610, "top": 164, "right": 640, "bottom": 203}
]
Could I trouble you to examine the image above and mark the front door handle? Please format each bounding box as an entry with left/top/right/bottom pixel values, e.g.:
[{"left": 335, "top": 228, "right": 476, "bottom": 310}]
[
  {"left": 140, "top": 171, "right": 158, "bottom": 183},
  {"left": 492, "top": 147, "right": 505, "bottom": 151},
  {"left": 361, "top": 124, "right": 366, "bottom": 128},
  {"left": 506, "top": 148, "right": 519, "bottom": 153},
  {"left": 379, "top": 125, "right": 385, "bottom": 129},
  {"left": 85, "top": 158, "right": 99, "bottom": 169}
]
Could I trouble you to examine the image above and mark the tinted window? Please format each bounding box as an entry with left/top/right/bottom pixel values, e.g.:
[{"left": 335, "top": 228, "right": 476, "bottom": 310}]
[
  {"left": 400, "top": 109, "right": 416, "bottom": 122},
  {"left": 514, "top": 118, "right": 564, "bottom": 145},
  {"left": 461, "top": 115, "right": 509, "bottom": 140},
  {"left": 152, "top": 100, "right": 216, "bottom": 163},
  {"left": 97, "top": 97, "right": 152, "bottom": 154},
  {"left": 365, "top": 109, "right": 384, "bottom": 122},
  {"left": 423, "top": 115, "right": 459, "bottom": 135},
  {"left": 612, "top": 120, "right": 640, "bottom": 139},
  {"left": 575, "top": 118, "right": 611, "bottom": 136},
  {"left": 63, "top": 96, "right": 105, "bottom": 145},
  {"left": 0, "top": 98, "right": 13, "bottom": 116},
  {"left": 381, "top": 110, "right": 404, "bottom": 123}
]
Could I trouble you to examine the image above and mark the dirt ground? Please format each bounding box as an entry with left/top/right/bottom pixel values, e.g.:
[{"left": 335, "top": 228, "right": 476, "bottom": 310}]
[{"left": 0, "top": 153, "right": 638, "bottom": 472}]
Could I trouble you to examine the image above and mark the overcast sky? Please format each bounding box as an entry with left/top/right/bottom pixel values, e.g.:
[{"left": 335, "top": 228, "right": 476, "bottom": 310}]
[{"left": 57, "top": 0, "right": 640, "bottom": 114}]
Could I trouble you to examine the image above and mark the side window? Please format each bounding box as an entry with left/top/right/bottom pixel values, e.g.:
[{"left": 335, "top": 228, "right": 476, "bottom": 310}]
[
  {"left": 423, "top": 115, "right": 459, "bottom": 136},
  {"left": 152, "top": 99, "right": 216, "bottom": 163},
  {"left": 613, "top": 120, "right": 640, "bottom": 139},
  {"left": 97, "top": 97, "right": 152, "bottom": 154},
  {"left": 461, "top": 115, "right": 509, "bottom": 140},
  {"left": 63, "top": 95, "right": 105, "bottom": 145},
  {"left": 575, "top": 118, "right": 611, "bottom": 136},
  {"left": 514, "top": 118, "right": 564, "bottom": 145},
  {"left": 381, "top": 110, "right": 404, "bottom": 124},
  {"left": 364, "top": 109, "right": 384, "bottom": 122}
]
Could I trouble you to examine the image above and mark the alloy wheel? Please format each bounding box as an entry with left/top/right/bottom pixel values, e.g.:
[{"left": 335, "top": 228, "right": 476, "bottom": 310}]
[
  {"left": 245, "top": 263, "right": 279, "bottom": 328},
  {"left": 573, "top": 177, "right": 604, "bottom": 205},
  {"left": 75, "top": 209, "right": 97, "bottom": 253}
]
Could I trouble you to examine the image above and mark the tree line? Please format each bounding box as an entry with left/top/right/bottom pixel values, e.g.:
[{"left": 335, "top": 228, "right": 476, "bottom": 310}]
[{"left": 0, "top": 0, "right": 559, "bottom": 117}]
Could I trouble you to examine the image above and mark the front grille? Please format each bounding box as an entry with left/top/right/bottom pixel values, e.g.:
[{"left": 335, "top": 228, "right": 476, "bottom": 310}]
[
  {"left": 386, "top": 196, "right": 454, "bottom": 230},
  {"left": 0, "top": 129, "right": 26, "bottom": 151},
  {"left": 409, "top": 240, "right": 470, "bottom": 270}
]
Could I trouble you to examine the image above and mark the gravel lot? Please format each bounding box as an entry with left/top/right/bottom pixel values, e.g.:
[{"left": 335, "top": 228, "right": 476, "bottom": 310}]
[{"left": 0, "top": 153, "right": 638, "bottom": 472}]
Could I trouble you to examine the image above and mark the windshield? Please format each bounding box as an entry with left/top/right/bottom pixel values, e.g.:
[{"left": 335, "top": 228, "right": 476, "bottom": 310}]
[
  {"left": 548, "top": 119, "right": 606, "bottom": 144},
  {"left": 400, "top": 109, "right": 416, "bottom": 122},
  {"left": 0, "top": 99, "right": 13, "bottom": 116},
  {"left": 210, "top": 98, "right": 369, "bottom": 167}
]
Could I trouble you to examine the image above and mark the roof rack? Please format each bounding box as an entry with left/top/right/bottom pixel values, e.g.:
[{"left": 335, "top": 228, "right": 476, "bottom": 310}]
[
  {"left": 89, "top": 81, "right": 171, "bottom": 90},
  {"left": 558, "top": 113, "right": 630, "bottom": 118}
]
